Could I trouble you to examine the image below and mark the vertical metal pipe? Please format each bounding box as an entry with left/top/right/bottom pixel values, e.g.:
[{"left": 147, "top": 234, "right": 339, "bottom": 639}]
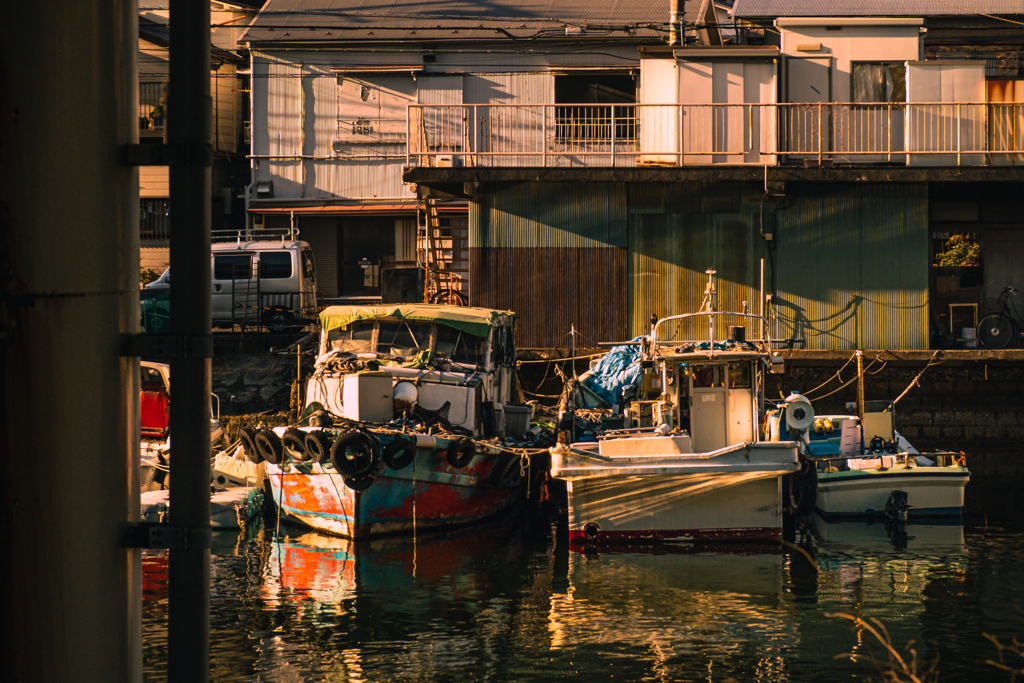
[
  {"left": 950, "top": 102, "right": 958, "bottom": 167},
  {"left": 167, "top": 1, "right": 212, "bottom": 682},
  {"left": 1, "top": 1, "right": 141, "bottom": 681},
  {"left": 668, "top": 0, "right": 683, "bottom": 46},
  {"left": 856, "top": 350, "right": 865, "bottom": 421}
]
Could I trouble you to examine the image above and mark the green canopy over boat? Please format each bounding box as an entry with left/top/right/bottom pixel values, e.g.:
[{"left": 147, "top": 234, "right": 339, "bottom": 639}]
[{"left": 320, "top": 304, "right": 516, "bottom": 338}]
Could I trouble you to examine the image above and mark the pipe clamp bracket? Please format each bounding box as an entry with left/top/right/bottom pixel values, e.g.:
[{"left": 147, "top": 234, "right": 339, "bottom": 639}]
[
  {"left": 124, "top": 143, "right": 214, "bottom": 167},
  {"left": 126, "top": 523, "right": 213, "bottom": 550},
  {"left": 123, "top": 334, "right": 214, "bottom": 358}
]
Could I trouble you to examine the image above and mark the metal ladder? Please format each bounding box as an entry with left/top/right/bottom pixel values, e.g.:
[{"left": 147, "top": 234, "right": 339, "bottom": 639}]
[{"left": 419, "top": 197, "right": 469, "bottom": 305}]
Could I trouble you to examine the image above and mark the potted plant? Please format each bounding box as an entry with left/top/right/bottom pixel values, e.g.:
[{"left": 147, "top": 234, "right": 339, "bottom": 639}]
[{"left": 149, "top": 98, "right": 164, "bottom": 128}]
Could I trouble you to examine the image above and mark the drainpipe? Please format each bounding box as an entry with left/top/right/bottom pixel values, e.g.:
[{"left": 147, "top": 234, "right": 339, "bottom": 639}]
[
  {"left": 856, "top": 350, "right": 865, "bottom": 421},
  {"left": 244, "top": 49, "right": 257, "bottom": 239},
  {"left": 167, "top": 2, "right": 213, "bottom": 682},
  {"left": 1, "top": 1, "right": 141, "bottom": 681},
  {"left": 669, "top": 0, "right": 684, "bottom": 45}
]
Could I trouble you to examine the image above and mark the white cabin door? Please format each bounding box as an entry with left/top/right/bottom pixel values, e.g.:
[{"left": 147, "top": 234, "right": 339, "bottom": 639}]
[{"left": 690, "top": 366, "right": 727, "bottom": 452}]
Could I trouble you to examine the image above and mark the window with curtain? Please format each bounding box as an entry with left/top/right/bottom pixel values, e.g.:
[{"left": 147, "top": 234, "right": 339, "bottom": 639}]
[{"left": 852, "top": 63, "right": 906, "bottom": 103}]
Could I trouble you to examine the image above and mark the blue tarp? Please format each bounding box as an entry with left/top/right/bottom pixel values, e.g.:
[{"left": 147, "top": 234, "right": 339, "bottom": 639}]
[{"left": 582, "top": 337, "right": 645, "bottom": 406}]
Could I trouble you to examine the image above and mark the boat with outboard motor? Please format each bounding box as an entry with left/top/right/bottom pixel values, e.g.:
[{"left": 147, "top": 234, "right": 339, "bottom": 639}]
[
  {"left": 550, "top": 270, "right": 804, "bottom": 545},
  {"left": 240, "top": 304, "right": 549, "bottom": 539},
  {"left": 783, "top": 404, "right": 970, "bottom": 520}
]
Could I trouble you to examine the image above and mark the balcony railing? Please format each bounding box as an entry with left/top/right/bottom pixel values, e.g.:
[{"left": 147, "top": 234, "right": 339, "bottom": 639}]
[
  {"left": 407, "top": 103, "right": 1024, "bottom": 168},
  {"left": 140, "top": 81, "right": 165, "bottom": 133}
]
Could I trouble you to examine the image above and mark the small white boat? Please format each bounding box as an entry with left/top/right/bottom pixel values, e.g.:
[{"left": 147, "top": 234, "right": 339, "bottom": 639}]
[
  {"left": 800, "top": 413, "right": 970, "bottom": 519},
  {"left": 550, "top": 271, "right": 801, "bottom": 545}
]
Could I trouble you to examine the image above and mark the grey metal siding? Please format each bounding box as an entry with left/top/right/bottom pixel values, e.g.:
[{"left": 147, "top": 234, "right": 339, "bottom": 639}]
[
  {"left": 469, "top": 180, "right": 929, "bottom": 349},
  {"left": 471, "top": 183, "right": 627, "bottom": 249}
]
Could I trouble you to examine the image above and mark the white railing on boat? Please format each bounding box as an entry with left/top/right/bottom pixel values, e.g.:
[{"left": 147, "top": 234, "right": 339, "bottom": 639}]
[{"left": 650, "top": 311, "right": 772, "bottom": 351}]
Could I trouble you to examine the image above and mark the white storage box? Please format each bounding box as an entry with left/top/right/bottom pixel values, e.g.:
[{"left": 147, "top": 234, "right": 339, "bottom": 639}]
[{"left": 342, "top": 372, "right": 394, "bottom": 423}]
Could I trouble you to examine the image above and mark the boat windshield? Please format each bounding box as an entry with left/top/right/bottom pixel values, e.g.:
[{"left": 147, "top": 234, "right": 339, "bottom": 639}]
[
  {"left": 378, "top": 322, "right": 432, "bottom": 356},
  {"left": 730, "top": 364, "right": 751, "bottom": 388},
  {"left": 327, "top": 321, "right": 374, "bottom": 354},
  {"left": 435, "top": 325, "right": 484, "bottom": 366}
]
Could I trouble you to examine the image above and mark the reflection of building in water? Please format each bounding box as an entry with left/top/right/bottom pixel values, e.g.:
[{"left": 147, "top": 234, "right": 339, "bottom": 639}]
[{"left": 547, "top": 550, "right": 797, "bottom": 673}]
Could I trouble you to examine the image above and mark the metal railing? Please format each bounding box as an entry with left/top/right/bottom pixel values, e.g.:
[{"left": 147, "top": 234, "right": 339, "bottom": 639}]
[
  {"left": 139, "top": 81, "right": 165, "bottom": 132},
  {"left": 140, "top": 198, "right": 170, "bottom": 240},
  {"left": 406, "top": 103, "right": 1024, "bottom": 167}
]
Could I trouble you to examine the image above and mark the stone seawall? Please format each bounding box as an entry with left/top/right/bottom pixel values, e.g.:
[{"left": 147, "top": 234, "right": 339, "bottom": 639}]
[
  {"left": 767, "top": 351, "right": 1024, "bottom": 476},
  {"left": 211, "top": 352, "right": 313, "bottom": 415}
]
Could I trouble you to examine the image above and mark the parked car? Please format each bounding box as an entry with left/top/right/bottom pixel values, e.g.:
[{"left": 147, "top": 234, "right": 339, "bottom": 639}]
[{"left": 143, "top": 235, "right": 318, "bottom": 331}]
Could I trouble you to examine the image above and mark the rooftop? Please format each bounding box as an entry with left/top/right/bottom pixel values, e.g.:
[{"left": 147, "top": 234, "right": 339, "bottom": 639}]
[
  {"left": 241, "top": 0, "right": 705, "bottom": 43},
  {"left": 732, "top": 0, "right": 1024, "bottom": 18}
]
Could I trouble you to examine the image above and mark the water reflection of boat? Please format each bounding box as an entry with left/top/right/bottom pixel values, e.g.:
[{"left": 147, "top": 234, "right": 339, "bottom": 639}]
[
  {"left": 804, "top": 513, "right": 966, "bottom": 552},
  {"left": 261, "top": 515, "right": 525, "bottom": 614},
  {"left": 548, "top": 547, "right": 796, "bottom": 655}
]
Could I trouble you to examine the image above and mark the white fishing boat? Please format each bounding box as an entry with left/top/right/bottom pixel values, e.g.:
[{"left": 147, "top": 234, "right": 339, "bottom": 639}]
[
  {"left": 550, "top": 270, "right": 802, "bottom": 545},
  {"left": 798, "top": 408, "right": 970, "bottom": 520}
]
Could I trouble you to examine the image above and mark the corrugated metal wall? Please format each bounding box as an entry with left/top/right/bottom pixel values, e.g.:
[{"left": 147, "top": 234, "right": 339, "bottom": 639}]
[
  {"left": 264, "top": 58, "right": 303, "bottom": 196},
  {"left": 470, "top": 183, "right": 628, "bottom": 347},
  {"left": 628, "top": 182, "right": 767, "bottom": 342},
  {"left": 774, "top": 184, "right": 929, "bottom": 350},
  {"left": 469, "top": 181, "right": 930, "bottom": 350}
]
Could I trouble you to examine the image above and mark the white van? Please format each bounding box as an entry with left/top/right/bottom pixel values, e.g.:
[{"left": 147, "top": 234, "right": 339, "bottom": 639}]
[{"left": 146, "top": 237, "right": 318, "bottom": 330}]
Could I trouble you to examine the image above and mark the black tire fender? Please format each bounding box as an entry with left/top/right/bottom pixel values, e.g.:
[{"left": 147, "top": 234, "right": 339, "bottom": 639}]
[
  {"left": 788, "top": 459, "right": 818, "bottom": 517},
  {"left": 489, "top": 452, "right": 524, "bottom": 490},
  {"left": 382, "top": 436, "right": 417, "bottom": 470},
  {"left": 445, "top": 438, "right": 476, "bottom": 468},
  {"left": 239, "top": 426, "right": 261, "bottom": 463},
  {"left": 282, "top": 428, "right": 309, "bottom": 462},
  {"left": 304, "top": 429, "right": 333, "bottom": 464},
  {"left": 255, "top": 428, "right": 283, "bottom": 466},
  {"left": 330, "top": 430, "right": 379, "bottom": 476},
  {"left": 343, "top": 472, "right": 375, "bottom": 492}
]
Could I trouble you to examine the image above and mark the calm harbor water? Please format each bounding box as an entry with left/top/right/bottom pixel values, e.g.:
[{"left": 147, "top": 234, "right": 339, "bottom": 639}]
[{"left": 142, "top": 476, "right": 1024, "bottom": 682}]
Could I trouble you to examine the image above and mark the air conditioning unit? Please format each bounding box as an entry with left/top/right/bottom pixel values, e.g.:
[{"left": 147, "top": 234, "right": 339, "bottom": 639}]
[{"left": 435, "top": 155, "right": 462, "bottom": 168}]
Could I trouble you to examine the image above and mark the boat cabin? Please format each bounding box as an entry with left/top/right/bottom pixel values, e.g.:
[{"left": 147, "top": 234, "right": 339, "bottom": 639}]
[
  {"left": 664, "top": 351, "right": 761, "bottom": 452},
  {"left": 305, "top": 304, "right": 523, "bottom": 436},
  {"left": 615, "top": 348, "right": 766, "bottom": 456}
]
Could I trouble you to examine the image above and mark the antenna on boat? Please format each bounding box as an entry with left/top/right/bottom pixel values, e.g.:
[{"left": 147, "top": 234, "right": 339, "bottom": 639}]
[
  {"left": 570, "top": 324, "right": 577, "bottom": 443},
  {"left": 700, "top": 269, "right": 718, "bottom": 313},
  {"left": 701, "top": 269, "right": 718, "bottom": 345}
]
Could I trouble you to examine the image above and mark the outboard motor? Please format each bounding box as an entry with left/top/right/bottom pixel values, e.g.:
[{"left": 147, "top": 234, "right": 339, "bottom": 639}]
[{"left": 885, "top": 490, "right": 910, "bottom": 522}]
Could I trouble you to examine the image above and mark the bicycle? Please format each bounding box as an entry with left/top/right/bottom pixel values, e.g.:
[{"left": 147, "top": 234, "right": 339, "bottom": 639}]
[{"left": 978, "top": 285, "right": 1024, "bottom": 349}]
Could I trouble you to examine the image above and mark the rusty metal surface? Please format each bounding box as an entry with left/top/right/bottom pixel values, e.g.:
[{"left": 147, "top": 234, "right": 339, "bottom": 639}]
[
  {"left": 470, "top": 247, "right": 627, "bottom": 348},
  {"left": 266, "top": 439, "right": 522, "bottom": 539}
]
